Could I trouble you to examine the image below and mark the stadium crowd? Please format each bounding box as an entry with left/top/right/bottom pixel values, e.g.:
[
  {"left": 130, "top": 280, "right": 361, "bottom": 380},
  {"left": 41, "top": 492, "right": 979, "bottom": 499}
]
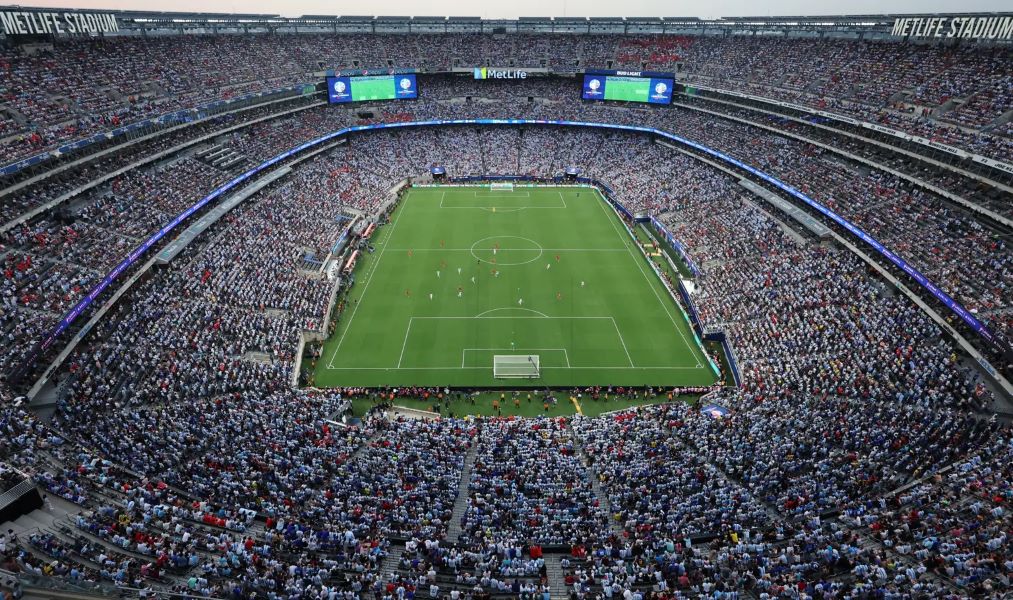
[
  {"left": 1, "top": 24, "right": 1012, "bottom": 597},
  {"left": 2, "top": 34, "right": 1011, "bottom": 169},
  {"left": 460, "top": 417, "right": 609, "bottom": 546},
  {"left": 0, "top": 115, "right": 1009, "bottom": 599}
]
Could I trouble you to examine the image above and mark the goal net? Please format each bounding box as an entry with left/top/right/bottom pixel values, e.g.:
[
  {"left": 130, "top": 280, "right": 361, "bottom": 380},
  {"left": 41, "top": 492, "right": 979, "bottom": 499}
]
[
  {"left": 489, "top": 182, "right": 514, "bottom": 191},
  {"left": 493, "top": 355, "right": 540, "bottom": 379}
]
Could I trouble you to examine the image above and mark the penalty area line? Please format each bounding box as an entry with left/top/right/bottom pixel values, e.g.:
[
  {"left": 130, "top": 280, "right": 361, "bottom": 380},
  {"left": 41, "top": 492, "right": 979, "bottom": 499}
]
[
  {"left": 324, "top": 365, "right": 704, "bottom": 370},
  {"left": 396, "top": 317, "right": 414, "bottom": 368},
  {"left": 610, "top": 317, "right": 635, "bottom": 368},
  {"left": 385, "top": 248, "right": 627, "bottom": 252}
]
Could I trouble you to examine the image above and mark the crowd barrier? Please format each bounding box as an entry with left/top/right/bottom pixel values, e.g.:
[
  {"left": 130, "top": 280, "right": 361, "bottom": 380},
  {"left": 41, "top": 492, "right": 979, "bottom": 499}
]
[
  {"left": 0, "top": 475, "right": 43, "bottom": 524},
  {"left": 642, "top": 221, "right": 738, "bottom": 385},
  {"left": 702, "top": 331, "right": 742, "bottom": 386},
  {"left": 649, "top": 216, "right": 700, "bottom": 276}
]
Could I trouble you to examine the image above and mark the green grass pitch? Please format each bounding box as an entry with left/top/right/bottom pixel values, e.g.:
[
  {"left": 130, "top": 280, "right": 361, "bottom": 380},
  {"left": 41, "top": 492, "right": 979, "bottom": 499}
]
[{"left": 312, "top": 185, "right": 719, "bottom": 388}]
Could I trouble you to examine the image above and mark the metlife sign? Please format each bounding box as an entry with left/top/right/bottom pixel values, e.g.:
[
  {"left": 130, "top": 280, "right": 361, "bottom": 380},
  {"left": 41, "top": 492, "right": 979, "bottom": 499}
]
[
  {"left": 891, "top": 16, "right": 1013, "bottom": 41},
  {"left": 0, "top": 10, "right": 119, "bottom": 35},
  {"left": 473, "top": 68, "right": 529, "bottom": 80}
]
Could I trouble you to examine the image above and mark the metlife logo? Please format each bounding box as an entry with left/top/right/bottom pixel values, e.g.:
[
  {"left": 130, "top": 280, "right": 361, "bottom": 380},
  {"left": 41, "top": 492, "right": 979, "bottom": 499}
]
[{"left": 473, "top": 67, "right": 529, "bottom": 80}]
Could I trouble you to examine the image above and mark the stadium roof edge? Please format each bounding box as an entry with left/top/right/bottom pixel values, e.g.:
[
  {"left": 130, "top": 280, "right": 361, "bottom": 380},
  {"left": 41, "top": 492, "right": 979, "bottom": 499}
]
[
  {"left": 726, "top": 12, "right": 1013, "bottom": 20},
  {"left": 1, "top": 6, "right": 1011, "bottom": 35},
  {"left": 2, "top": 6, "right": 1011, "bottom": 22}
]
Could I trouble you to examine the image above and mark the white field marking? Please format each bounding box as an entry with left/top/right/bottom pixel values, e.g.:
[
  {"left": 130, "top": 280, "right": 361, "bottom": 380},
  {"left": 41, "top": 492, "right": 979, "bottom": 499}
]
[
  {"left": 431, "top": 189, "right": 577, "bottom": 210},
  {"left": 325, "top": 366, "right": 704, "bottom": 370},
  {"left": 410, "top": 316, "right": 614, "bottom": 319},
  {"left": 478, "top": 192, "right": 567, "bottom": 210},
  {"left": 397, "top": 315, "right": 634, "bottom": 370},
  {"left": 327, "top": 195, "right": 406, "bottom": 368},
  {"left": 474, "top": 307, "right": 550, "bottom": 318},
  {"left": 393, "top": 316, "right": 624, "bottom": 368},
  {"left": 470, "top": 235, "right": 544, "bottom": 266},
  {"left": 592, "top": 189, "right": 707, "bottom": 366},
  {"left": 386, "top": 248, "right": 627, "bottom": 252},
  {"left": 609, "top": 317, "right": 636, "bottom": 368},
  {"left": 460, "top": 348, "right": 568, "bottom": 368},
  {"left": 438, "top": 206, "right": 565, "bottom": 209},
  {"left": 472, "top": 191, "right": 532, "bottom": 198},
  {"left": 396, "top": 318, "right": 414, "bottom": 368}
]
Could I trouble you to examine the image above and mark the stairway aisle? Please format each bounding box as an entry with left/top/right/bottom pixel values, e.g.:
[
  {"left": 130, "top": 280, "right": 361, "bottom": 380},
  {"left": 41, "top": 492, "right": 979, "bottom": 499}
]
[
  {"left": 544, "top": 554, "right": 568, "bottom": 599},
  {"left": 568, "top": 421, "right": 624, "bottom": 538},
  {"left": 378, "top": 545, "right": 404, "bottom": 584},
  {"left": 445, "top": 442, "right": 479, "bottom": 543}
]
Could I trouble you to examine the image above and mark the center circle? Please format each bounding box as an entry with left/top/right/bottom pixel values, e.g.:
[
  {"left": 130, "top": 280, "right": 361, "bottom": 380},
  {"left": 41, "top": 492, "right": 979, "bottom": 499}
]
[{"left": 470, "top": 236, "right": 544, "bottom": 266}]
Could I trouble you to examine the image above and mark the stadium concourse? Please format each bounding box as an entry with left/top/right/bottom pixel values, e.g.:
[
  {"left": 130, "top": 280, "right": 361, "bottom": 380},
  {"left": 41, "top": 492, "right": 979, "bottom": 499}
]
[{"left": 0, "top": 10, "right": 1011, "bottom": 600}]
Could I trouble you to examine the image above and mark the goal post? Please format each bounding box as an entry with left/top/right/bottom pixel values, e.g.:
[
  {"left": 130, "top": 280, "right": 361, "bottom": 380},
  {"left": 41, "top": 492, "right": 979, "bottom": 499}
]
[
  {"left": 493, "top": 354, "right": 540, "bottom": 379},
  {"left": 489, "top": 182, "right": 514, "bottom": 191}
]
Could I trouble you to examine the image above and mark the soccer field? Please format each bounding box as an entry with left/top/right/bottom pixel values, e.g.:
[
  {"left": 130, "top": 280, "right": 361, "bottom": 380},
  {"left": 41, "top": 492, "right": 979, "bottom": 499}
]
[{"left": 313, "top": 185, "right": 718, "bottom": 388}]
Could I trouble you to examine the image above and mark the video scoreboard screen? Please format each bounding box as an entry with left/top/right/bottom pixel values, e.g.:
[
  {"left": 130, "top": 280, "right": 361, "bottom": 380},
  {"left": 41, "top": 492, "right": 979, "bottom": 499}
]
[
  {"left": 326, "top": 74, "right": 418, "bottom": 104},
  {"left": 582, "top": 74, "right": 673, "bottom": 105}
]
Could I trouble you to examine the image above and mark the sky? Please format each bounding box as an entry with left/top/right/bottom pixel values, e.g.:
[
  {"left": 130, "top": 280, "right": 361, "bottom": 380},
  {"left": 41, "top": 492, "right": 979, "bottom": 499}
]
[{"left": 13, "top": 0, "right": 1012, "bottom": 20}]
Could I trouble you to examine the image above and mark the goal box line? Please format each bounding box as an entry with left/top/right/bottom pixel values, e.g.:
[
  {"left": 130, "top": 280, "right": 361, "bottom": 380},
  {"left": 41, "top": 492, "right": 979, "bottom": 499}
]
[
  {"left": 435, "top": 189, "right": 570, "bottom": 208},
  {"left": 473, "top": 191, "right": 531, "bottom": 198},
  {"left": 463, "top": 348, "right": 570, "bottom": 368},
  {"left": 494, "top": 354, "right": 540, "bottom": 379},
  {"left": 396, "top": 316, "right": 636, "bottom": 371}
]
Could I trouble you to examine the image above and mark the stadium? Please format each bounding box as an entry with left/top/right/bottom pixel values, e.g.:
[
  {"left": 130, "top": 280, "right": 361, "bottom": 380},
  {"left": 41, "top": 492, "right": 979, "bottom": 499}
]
[{"left": 0, "top": 2, "right": 1011, "bottom": 598}]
